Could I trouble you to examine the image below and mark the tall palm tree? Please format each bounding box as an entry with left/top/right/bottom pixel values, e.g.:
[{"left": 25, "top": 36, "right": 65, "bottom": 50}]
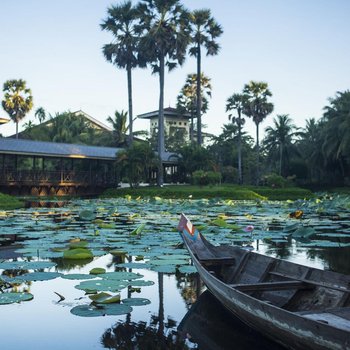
[
  {"left": 107, "top": 110, "right": 129, "bottom": 147},
  {"left": 243, "top": 81, "right": 274, "bottom": 184},
  {"left": 226, "top": 93, "right": 248, "bottom": 184},
  {"left": 177, "top": 73, "right": 212, "bottom": 143},
  {"left": 263, "top": 114, "right": 298, "bottom": 176},
  {"left": 189, "top": 9, "right": 223, "bottom": 146},
  {"left": 35, "top": 107, "right": 46, "bottom": 124},
  {"left": 2, "top": 79, "right": 33, "bottom": 138},
  {"left": 137, "top": 0, "right": 191, "bottom": 186},
  {"left": 101, "top": 1, "right": 144, "bottom": 146}
]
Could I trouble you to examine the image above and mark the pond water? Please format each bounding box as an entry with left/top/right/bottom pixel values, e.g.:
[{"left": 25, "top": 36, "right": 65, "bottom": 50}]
[{"left": 0, "top": 195, "right": 350, "bottom": 349}]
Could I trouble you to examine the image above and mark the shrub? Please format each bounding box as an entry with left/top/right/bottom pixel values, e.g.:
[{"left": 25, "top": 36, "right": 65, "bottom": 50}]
[
  {"left": 264, "top": 173, "right": 288, "bottom": 188},
  {"left": 192, "top": 170, "right": 221, "bottom": 186},
  {"left": 221, "top": 166, "right": 238, "bottom": 183}
]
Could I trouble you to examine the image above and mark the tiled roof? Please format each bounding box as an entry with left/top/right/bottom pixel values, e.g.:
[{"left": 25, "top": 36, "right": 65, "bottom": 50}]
[
  {"left": 138, "top": 107, "right": 191, "bottom": 119},
  {"left": 0, "top": 137, "right": 122, "bottom": 160}
]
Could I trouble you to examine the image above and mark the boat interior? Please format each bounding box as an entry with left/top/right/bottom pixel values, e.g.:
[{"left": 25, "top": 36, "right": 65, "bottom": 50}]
[{"left": 194, "top": 232, "right": 350, "bottom": 330}]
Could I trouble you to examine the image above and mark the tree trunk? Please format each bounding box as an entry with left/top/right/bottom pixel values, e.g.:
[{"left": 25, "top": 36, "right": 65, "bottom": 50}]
[
  {"left": 237, "top": 109, "right": 243, "bottom": 185},
  {"left": 16, "top": 121, "right": 19, "bottom": 139},
  {"left": 256, "top": 122, "right": 260, "bottom": 185},
  {"left": 190, "top": 109, "right": 194, "bottom": 143},
  {"left": 157, "top": 54, "right": 165, "bottom": 186},
  {"left": 279, "top": 142, "right": 283, "bottom": 176},
  {"left": 196, "top": 42, "right": 202, "bottom": 146},
  {"left": 127, "top": 63, "right": 133, "bottom": 146}
]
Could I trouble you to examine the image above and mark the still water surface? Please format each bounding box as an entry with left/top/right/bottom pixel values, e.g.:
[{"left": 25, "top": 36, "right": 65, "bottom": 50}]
[{"left": 0, "top": 197, "right": 349, "bottom": 349}]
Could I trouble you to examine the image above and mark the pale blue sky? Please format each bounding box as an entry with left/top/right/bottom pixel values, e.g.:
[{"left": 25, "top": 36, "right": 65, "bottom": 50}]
[{"left": 1, "top": 0, "right": 349, "bottom": 139}]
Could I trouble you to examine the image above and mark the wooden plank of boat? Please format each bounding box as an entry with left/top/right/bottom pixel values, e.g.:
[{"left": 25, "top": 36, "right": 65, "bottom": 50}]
[{"left": 178, "top": 213, "right": 350, "bottom": 350}]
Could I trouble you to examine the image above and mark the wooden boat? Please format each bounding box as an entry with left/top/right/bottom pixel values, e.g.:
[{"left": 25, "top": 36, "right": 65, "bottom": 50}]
[
  {"left": 178, "top": 290, "right": 284, "bottom": 350},
  {"left": 178, "top": 214, "right": 350, "bottom": 350}
]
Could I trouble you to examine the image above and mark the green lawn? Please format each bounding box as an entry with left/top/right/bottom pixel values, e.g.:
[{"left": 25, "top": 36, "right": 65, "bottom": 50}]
[{"left": 103, "top": 184, "right": 314, "bottom": 201}]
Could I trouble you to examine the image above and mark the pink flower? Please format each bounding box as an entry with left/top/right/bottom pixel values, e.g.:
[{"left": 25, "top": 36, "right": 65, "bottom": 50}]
[{"left": 243, "top": 225, "right": 254, "bottom": 232}]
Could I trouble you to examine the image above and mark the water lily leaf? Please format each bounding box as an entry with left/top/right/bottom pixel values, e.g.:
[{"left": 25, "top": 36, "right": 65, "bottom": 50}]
[
  {"left": 109, "top": 249, "right": 127, "bottom": 256},
  {"left": 20, "top": 271, "right": 62, "bottom": 281},
  {"left": 0, "top": 261, "right": 57, "bottom": 270},
  {"left": 149, "top": 259, "right": 188, "bottom": 266},
  {"left": 0, "top": 292, "right": 34, "bottom": 305},
  {"left": 89, "top": 268, "right": 106, "bottom": 275},
  {"left": 157, "top": 254, "right": 189, "bottom": 260},
  {"left": 79, "top": 210, "right": 96, "bottom": 221},
  {"left": 122, "top": 297, "right": 151, "bottom": 306},
  {"left": 61, "top": 274, "right": 96, "bottom": 280},
  {"left": 283, "top": 223, "right": 300, "bottom": 233},
  {"left": 69, "top": 240, "right": 88, "bottom": 249},
  {"left": 75, "top": 279, "right": 128, "bottom": 293},
  {"left": 128, "top": 280, "right": 154, "bottom": 287},
  {"left": 99, "top": 272, "right": 143, "bottom": 281},
  {"left": 291, "top": 226, "right": 316, "bottom": 239},
  {"left": 89, "top": 292, "right": 121, "bottom": 304},
  {"left": 116, "top": 262, "right": 151, "bottom": 269},
  {"left": 70, "top": 303, "right": 132, "bottom": 317},
  {"left": 63, "top": 248, "right": 93, "bottom": 260},
  {"left": 151, "top": 265, "right": 176, "bottom": 273},
  {"left": 130, "top": 223, "right": 146, "bottom": 236},
  {"left": 178, "top": 265, "right": 197, "bottom": 274}
]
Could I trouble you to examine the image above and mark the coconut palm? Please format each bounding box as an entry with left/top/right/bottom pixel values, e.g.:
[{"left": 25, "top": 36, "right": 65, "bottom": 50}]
[
  {"left": 137, "top": 0, "right": 191, "bottom": 186},
  {"left": 35, "top": 107, "right": 46, "bottom": 124},
  {"left": 189, "top": 9, "right": 223, "bottom": 146},
  {"left": 101, "top": 1, "right": 145, "bottom": 146},
  {"left": 243, "top": 81, "right": 274, "bottom": 184},
  {"left": 107, "top": 110, "right": 129, "bottom": 147},
  {"left": 263, "top": 114, "right": 299, "bottom": 177},
  {"left": 2, "top": 79, "right": 33, "bottom": 138},
  {"left": 226, "top": 93, "right": 249, "bottom": 184},
  {"left": 177, "top": 73, "right": 212, "bottom": 143}
]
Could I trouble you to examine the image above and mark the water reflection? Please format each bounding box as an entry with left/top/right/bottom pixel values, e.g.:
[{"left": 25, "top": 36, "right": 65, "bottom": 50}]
[{"left": 178, "top": 291, "right": 285, "bottom": 350}]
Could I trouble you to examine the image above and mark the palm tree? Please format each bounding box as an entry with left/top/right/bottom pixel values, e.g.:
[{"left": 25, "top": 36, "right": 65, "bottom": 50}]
[
  {"left": 2, "top": 79, "right": 33, "bottom": 138},
  {"left": 35, "top": 107, "right": 46, "bottom": 124},
  {"left": 189, "top": 9, "right": 223, "bottom": 146},
  {"left": 177, "top": 73, "right": 212, "bottom": 143},
  {"left": 101, "top": 1, "right": 144, "bottom": 146},
  {"left": 137, "top": 0, "right": 191, "bottom": 186},
  {"left": 226, "top": 93, "right": 248, "bottom": 184},
  {"left": 243, "top": 81, "right": 274, "bottom": 184},
  {"left": 263, "top": 114, "right": 299, "bottom": 176},
  {"left": 106, "top": 110, "right": 129, "bottom": 147}
]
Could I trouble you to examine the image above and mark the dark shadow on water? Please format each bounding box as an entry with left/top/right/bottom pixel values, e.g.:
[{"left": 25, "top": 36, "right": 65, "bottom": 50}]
[{"left": 178, "top": 290, "right": 286, "bottom": 350}]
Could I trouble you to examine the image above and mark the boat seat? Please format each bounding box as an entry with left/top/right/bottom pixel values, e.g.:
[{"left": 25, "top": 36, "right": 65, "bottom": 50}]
[{"left": 229, "top": 280, "right": 312, "bottom": 292}]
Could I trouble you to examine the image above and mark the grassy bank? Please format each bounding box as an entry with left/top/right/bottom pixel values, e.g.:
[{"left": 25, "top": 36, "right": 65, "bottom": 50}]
[
  {"left": 103, "top": 185, "right": 314, "bottom": 201},
  {"left": 0, "top": 193, "right": 25, "bottom": 210}
]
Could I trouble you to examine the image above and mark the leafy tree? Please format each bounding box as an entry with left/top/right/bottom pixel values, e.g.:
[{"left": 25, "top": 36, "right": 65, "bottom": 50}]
[
  {"left": 177, "top": 73, "right": 211, "bottom": 143},
  {"left": 242, "top": 81, "right": 274, "bottom": 184},
  {"left": 35, "top": 107, "right": 46, "bottom": 124},
  {"left": 107, "top": 110, "right": 129, "bottom": 147},
  {"left": 137, "top": 0, "right": 191, "bottom": 186},
  {"left": 101, "top": 1, "right": 145, "bottom": 146},
  {"left": 226, "top": 93, "right": 248, "bottom": 184},
  {"left": 297, "top": 118, "right": 324, "bottom": 183},
  {"left": 262, "top": 114, "right": 299, "bottom": 177},
  {"left": 176, "top": 144, "right": 213, "bottom": 182},
  {"left": 189, "top": 9, "right": 223, "bottom": 146},
  {"left": 117, "top": 142, "right": 156, "bottom": 187},
  {"left": 2, "top": 79, "right": 33, "bottom": 138},
  {"left": 322, "top": 90, "right": 350, "bottom": 175}
]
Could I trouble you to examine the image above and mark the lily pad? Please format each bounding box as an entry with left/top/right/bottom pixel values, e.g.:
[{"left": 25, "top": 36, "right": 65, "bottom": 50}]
[
  {"left": 99, "top": 272, "right": 143, "bottom": 281},
  {"left": 63, "top": 248, "right": 93, "bottom": 260},
  {"left": 178, "top": 265, "right": 198, "bottom": 274},
  {"left": 70, "top": 303, "right": 132, "bottom": 317},
  {"left": 0, "top": 292, "right": 34, "bottom": 305},
  {"left": 79, "top": 210, "right": 96, "bottom": 221},
  {"left": 0, "top": 261, "right": 56, "bottom": 270},
  {"left": 122, "top": 297, "right": 151, "bottom": 306},
  {"left": 89, "top": 268, "right": 106, "bottom": 275},
  {"left": 75, "top": 279, "right": 128, "bottom": 293},
  {"left": 61, "top": 274, "right": 96, "bottom": 280},
  {"left": 151, "top": 265, "right": 176, "bottom": 273},
  {"left": 20, "top": 272, "right": 62, "bottom": 281},
  {"left": 128, "top": 280, "right": 154, "bottom": 287}
]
